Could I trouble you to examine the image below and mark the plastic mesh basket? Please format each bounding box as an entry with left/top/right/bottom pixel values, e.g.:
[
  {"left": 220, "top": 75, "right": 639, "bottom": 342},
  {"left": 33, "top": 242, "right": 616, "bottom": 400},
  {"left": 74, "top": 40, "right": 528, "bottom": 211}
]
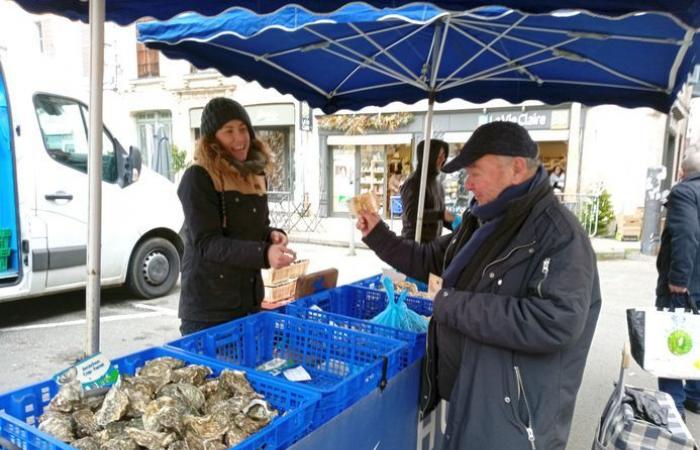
[
  {"left": 285, "top": 287, "right": 427, "bottom": 369},
  {"left": 166, "top": 312, "right": 406, "bottom": 426},
  {"left": 0, "top": 229, "right": 10, "bottom": 250},
  {"left": 0, "top": 248, "right": 10, "bottom": 273},
  {"left": 0, "top": 347, "right": 321, "bottom": 450}
]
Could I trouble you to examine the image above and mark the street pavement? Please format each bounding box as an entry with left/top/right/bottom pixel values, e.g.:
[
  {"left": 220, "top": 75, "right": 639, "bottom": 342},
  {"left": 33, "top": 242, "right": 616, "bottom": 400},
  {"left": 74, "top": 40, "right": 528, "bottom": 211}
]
[{"left": 0, "top": 243, "right": 696, "bottom": 449}]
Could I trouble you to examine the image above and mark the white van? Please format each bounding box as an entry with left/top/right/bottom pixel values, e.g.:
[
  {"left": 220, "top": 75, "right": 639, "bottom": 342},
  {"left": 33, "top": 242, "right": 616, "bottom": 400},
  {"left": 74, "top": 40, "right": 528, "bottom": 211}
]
[{"left": 0, "top": 59, "right": 184, "bottom": 302}]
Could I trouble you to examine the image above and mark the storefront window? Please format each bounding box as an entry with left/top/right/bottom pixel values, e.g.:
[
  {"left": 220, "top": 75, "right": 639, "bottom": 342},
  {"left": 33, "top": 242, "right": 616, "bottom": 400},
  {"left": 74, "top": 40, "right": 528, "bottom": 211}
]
[
  {"left": 330, "top": 143, "right": 411, "bottom": 216},
  {"left": 256, "top": 127, "right": 293, "bottom": 193}
]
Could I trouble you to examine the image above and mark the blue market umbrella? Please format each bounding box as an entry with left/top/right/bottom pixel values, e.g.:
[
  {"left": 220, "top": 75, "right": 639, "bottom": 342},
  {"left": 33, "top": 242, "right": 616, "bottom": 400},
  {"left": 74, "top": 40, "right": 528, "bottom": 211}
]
[
  {"left": 11, "top": 0, "right": 700, "bottom": 28},
  {"left": 138, "top": 3, "right": 700, "bottom": 240}
]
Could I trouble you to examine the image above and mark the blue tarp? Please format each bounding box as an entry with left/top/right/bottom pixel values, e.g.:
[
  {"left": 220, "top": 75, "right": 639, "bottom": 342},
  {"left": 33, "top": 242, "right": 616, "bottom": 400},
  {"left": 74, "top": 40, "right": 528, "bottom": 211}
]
[
  {"left": 138, "top": 4, "right": 700, "bottom": 113},
  {"left": 12, "top": 0, "right": 700, "bottom": 28}
]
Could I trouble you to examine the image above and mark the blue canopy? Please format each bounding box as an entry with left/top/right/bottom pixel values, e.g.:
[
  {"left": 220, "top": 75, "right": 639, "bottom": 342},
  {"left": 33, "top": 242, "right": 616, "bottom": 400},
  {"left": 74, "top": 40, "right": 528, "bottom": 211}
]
[
  {"left": 138, "top": 4, "right": 700, "bottom": 113},
  {"left": 13, "top": 0, "right": 700, "bottom": 28}
]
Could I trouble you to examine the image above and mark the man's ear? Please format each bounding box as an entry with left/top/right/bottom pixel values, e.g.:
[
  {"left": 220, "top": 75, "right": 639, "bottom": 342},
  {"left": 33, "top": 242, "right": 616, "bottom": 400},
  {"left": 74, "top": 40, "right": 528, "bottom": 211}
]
[{"left": 513, "top": 157, "right": 528, "bottom": 179}]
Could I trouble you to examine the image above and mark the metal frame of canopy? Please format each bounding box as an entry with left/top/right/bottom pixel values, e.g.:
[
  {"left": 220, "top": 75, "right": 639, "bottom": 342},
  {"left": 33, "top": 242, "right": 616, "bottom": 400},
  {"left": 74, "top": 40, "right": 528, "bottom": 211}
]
[{"left": 139, "top": 7, "right": 696, "bottom": 242}]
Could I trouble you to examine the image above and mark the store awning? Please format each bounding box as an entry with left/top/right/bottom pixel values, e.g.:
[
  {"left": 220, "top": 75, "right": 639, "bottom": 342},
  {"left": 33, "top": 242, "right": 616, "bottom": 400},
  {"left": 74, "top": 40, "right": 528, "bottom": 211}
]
[{"left": 327, "top": 133, "right": 413, "bottom": 146}]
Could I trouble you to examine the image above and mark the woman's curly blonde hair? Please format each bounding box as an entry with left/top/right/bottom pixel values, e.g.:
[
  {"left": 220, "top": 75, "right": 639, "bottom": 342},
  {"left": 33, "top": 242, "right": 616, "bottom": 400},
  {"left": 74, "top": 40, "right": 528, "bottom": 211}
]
[{"left": 193, "top": 135, "right": 274, "bottom": 189}]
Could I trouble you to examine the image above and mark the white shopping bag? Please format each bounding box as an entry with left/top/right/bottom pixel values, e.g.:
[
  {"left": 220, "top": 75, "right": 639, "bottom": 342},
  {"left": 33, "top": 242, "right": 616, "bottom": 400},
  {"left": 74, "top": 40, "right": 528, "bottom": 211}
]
[{"left": 627, "top": 299, "right": 700, "bottom": 379}]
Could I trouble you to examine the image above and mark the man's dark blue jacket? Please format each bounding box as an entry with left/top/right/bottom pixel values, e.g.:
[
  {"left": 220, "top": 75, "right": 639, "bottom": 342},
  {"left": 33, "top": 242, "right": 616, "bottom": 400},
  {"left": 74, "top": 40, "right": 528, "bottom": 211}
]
[{"left": 656, "top": 172, "right": 700, "bottom": 306}]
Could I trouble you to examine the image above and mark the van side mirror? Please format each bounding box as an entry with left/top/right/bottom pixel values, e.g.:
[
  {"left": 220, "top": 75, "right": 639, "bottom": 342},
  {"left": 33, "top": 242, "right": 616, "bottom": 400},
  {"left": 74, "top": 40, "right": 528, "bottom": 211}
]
[
  {"left": 128, "top": 146, "right": 143, "bottom": 183},
  {"left": 115, "top": 139, "right": 143, "bottom": 187}
]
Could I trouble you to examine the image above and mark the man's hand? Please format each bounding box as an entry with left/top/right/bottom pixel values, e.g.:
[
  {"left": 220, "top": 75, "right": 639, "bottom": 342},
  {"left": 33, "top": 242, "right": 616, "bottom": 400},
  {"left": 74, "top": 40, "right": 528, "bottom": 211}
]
[
  {"left": 444, "top": 210, "right": 455, "bottom": 223},
  {"left": 267, "top": 244, "right": 296, "bottom": 269},
  {"left": 669, "top": 283, "right": 688, "bottom": 294},
  {"left": 270, "top": 230, "right": 288, "bottom": 246},
  {"left": 356, "top": 211, "right": 382, "bottom": 237}
]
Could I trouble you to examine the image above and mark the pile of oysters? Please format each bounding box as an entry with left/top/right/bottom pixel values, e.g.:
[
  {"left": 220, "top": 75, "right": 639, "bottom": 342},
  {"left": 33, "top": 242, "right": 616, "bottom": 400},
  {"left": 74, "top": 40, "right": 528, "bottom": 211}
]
[{"left": 38, "top": 357, "right": 278, "bottom": 450}]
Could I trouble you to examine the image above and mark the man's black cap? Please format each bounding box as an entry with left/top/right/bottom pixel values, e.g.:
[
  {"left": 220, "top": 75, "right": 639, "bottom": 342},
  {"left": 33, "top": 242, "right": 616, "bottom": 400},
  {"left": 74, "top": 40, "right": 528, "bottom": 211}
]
[{"left": 442, "top": 121, "right": 538, "bottom": 173}]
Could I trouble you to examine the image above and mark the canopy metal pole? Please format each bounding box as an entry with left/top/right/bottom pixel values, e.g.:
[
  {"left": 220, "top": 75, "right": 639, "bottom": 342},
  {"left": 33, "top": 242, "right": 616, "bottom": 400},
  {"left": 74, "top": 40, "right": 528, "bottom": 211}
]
[
  {"left": 415, "top": 20, "right": 447, "bottom": 243},
  {"left": 414, "top": 99, "right": 435, "bottom": 243},
  {"left": 86, "top": 0, "right": 105, "bottom": 356}
]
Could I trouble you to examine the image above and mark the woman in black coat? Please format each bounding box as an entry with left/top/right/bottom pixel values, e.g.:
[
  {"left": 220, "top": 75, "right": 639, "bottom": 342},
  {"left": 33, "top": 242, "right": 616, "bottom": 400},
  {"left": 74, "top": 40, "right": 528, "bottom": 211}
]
[
  {"left": 400, "top": 139, "right": 453, "bottom": 242},
  {"left": 177, "top": 97, "right": 295, "bottom": 335}
]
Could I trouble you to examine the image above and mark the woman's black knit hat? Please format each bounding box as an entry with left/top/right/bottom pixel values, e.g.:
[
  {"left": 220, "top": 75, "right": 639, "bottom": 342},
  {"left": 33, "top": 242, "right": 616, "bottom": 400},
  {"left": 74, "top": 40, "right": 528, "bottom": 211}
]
[{"left": 200, "top": 97, "right": 255, "bottom": 139}]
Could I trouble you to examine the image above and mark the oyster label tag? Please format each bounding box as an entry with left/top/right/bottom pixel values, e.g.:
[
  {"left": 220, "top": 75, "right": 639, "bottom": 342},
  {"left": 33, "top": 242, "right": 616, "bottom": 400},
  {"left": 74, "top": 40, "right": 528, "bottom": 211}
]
[
  {"left": 53, "top": 353, "right": 120, "bottom": 391},
  {"left": 283, "top": 365, "right": 312, "bottom": 382}
]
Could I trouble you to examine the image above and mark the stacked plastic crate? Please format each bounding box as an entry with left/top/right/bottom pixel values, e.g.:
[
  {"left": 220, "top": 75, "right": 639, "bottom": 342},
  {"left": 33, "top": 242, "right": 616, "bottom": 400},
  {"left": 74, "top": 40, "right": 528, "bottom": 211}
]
[
  {"left": 260, "top": 259, "right": 309, "bottom": 306},
  {"left": 0, "top": 229, "right": 10, "bottom": 273}
]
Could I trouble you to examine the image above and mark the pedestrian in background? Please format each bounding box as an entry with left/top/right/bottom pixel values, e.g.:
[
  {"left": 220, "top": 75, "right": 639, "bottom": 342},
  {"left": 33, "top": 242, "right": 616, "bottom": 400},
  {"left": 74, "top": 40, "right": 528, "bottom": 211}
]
[
  {"left": 400, "top": 139, "right": 454, "bottom": 242},
  {"left": 177, "top": 97, "right": 295, "bottom": 336},
  {"left": 549, "top": 165, "right": 565, "bottom": 192},
  {"left": 655, "top": 151, "right": 700, "bottom": 417},
  {"left": 356, "top": 121, "right": 601, "bottom": 450}
]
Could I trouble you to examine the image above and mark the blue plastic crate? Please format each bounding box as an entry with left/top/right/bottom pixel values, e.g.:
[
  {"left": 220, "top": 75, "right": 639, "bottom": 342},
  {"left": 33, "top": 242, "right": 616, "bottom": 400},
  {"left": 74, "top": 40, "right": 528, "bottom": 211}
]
[
  {"left": 351, "top": 274, "right": 429, "bottom": 293},
  {"left": 284, "top": 287, "right": 426, "bottom": 369},
  {"left": 0, "top": 347, "right": 320, "bottom": 450},
  {"left": 330, "top": 283, "right": 433, "bottom": 318},
  {"left": 166, "top": 312, "right": 406, "bottom": 427}
]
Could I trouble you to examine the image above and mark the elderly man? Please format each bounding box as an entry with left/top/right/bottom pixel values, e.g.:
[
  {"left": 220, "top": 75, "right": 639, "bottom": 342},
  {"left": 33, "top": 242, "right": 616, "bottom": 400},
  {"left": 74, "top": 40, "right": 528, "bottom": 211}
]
[
  {"left": 656, "top": 151, "right": 700, "bottom": 417},
  {"left": 356, "top": 121, "right": 601, "bottom": 450}
]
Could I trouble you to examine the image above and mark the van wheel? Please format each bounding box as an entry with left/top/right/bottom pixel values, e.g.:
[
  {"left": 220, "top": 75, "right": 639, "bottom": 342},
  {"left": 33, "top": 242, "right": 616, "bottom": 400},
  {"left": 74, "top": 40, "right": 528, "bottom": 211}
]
[{"left": 127, "top": 237, "right": 180, "bottom": 299}]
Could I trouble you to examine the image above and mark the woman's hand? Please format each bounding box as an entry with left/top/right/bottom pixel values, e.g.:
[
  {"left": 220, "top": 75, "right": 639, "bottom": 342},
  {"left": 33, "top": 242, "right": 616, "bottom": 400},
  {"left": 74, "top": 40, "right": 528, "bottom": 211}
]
[
  {"left": 268, "top": 244, "right": 296, "bottom": 269},
  {"left": 270, "top": 230, "right": 288, "bottom": 246}
]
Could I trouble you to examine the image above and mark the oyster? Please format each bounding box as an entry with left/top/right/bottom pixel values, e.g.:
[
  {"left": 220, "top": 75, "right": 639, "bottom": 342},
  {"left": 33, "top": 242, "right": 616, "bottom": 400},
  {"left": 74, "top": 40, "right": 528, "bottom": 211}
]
[
  {"left": 85, "top": 393, "right": 106, "bottom": 412},
  {"left": 209, "top": 397, "right": 245, "bottom": 419},
  {"left": 172, "top": 365, "right": 212, "bottom": 387},
  {"left": 218, "top": 370, "right": 255, "bottom": 398},
  {"left": 122, "top": 376, "right": 157, "bottom": 417},
  {"left": 184, "top": 435, "right": 227, "bottom": 450},
  {"left": 126, "top": 428, "right": 178, "bottom": 450},
  {"left": 73, "top": 409, "right": 99, "bottom": 438},
  {"left": 38, "top": 412, "right": 75, "bottom": 442},
  {"left": 167, "top": 441, "right": 190, "bottom": 450},
  {"left": 243, "top": 399, "right": 277, "bottom": 425},
  {"left": 224, "top": 428, "right": 248, "bottom": 448},
  {"left": 72, "top": 436, "right": 101, "bottom": 450},
  {"left": 234, "top": 413, "right": 266, "bottom": 436},
  {"left": 158, "top": 383, "right": 205, "bottom": 412},
  {"left": 183, "top": 414, "right": 229, "bottom": 441},
  {"left": 100, "top": 436, "right": 138, "bottom": 450},
  {"left": 136, "top": 358, "right": 183, "bottom": 391},
  {"left": 140, "top": 357, "right": 186, "bottom": 373},
  {"left": 142, "top": 397, "right": 185, "bottom": 433},
  {"left": 198, "top": 381, "right": 219, "bottom": 400},
  {"left": 47, "top": 381, "right": 84, "bottom": 413},
  {"left": 95, "top": 383, "right": 130, "bottom": 427}
]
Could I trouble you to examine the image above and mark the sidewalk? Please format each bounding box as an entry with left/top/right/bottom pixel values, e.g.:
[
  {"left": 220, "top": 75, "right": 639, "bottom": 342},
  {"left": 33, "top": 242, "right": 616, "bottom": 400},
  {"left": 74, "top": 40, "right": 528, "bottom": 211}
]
[{"left": 288, "top": 217, "right": 641, "bottom": 260}]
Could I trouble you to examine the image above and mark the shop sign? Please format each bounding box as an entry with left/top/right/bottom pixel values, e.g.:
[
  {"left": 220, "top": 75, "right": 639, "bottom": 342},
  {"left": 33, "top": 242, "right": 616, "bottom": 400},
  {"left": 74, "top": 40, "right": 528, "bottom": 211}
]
[{"left": 479, "top": 110, "right": 553, "bottom": 130}]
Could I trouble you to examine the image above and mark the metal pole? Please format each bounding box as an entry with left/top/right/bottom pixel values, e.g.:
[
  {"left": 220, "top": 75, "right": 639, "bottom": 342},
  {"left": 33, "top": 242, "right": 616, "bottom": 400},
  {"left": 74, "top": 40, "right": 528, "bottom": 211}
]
[
  {"left": 415, "top": 100, "right": 435, "bottom": 243},
  {"left": 415, "top": 19, "right": 447, "bottom": 243},
  {"left": 348, "top": 216, "right": 356, "bottom": 256},
  {"left": 86, "top": 0, "right": 105, "bottom": 356}
]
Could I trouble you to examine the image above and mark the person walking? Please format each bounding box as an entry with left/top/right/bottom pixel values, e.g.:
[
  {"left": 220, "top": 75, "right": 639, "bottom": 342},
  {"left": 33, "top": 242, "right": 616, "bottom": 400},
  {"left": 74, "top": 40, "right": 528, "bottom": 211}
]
[
  {"left": 356, "top": 121, "right": 601, "bottom": 450},
  {"left": 177, "top": 97, "right": 295, "bottom": 336},
  {"left": 400, "top": 139, "right": 454, "bottom": 242},
  {"left": 655, "top": 151, "right": 700, "bottom": 417}
]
